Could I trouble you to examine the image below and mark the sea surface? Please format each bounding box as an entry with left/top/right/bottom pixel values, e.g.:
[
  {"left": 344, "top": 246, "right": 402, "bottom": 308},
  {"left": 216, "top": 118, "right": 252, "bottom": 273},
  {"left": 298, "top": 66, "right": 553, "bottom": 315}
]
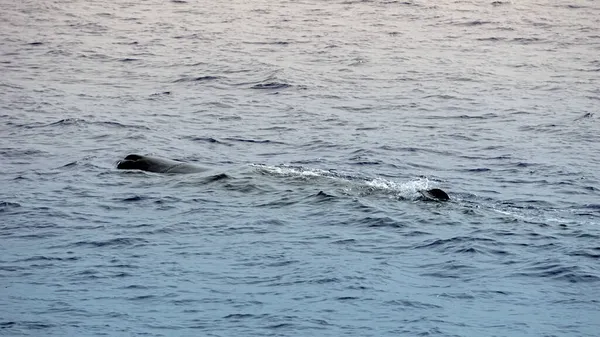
[{"left": 1, "top": 0, "right": 599, "bottom": 336}]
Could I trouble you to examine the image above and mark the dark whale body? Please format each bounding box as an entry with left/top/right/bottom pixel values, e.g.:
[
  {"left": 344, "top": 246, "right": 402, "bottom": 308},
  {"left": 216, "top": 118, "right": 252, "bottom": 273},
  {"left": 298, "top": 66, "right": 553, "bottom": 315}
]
[
  {"left": 117, "top": 154, "right": 208, "bottom": 174},
  {"left": 420, "top": 188, "right": 450, "bottom": 201}
]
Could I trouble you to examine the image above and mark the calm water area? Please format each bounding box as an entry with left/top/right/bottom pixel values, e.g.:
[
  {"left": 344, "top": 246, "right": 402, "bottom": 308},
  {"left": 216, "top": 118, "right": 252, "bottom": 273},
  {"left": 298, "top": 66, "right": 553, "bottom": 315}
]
[{"left": 1, "top": 0, "right": 599, "bottom": 336}]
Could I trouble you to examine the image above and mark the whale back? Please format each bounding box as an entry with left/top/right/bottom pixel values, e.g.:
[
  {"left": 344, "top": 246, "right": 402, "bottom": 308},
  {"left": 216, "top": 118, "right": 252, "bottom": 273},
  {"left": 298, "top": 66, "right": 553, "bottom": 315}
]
[
  {"left": 117, "top": 154, "right": 207, "bottom": 174},
  {"left": 420, "top": 188, "right": 450, "bottom": 201}
]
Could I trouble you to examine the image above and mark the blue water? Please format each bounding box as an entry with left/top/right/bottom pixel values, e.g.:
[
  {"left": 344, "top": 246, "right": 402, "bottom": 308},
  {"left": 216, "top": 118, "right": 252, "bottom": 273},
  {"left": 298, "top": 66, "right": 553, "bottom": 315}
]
[{"left": 1, "top": 0, "right": 599, "bottom": 336}]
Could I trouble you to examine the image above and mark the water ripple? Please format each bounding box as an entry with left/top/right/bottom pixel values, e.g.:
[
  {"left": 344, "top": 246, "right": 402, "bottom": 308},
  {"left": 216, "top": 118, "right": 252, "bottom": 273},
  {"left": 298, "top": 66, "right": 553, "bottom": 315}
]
[{"left": 2, "top": 0, "right": 599, "bottom": 336}]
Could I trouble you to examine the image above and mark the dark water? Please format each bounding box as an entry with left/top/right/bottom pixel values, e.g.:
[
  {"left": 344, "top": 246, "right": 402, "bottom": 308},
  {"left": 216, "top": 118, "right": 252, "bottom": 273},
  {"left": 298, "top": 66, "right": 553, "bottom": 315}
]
[{"left": 1, "top": 0, "right": 599, "bottom": 336}]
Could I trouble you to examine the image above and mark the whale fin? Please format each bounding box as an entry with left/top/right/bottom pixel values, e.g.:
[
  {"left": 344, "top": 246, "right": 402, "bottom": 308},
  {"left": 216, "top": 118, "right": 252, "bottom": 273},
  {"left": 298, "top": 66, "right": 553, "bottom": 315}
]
[
  {"left": 123, "top": 154, "right": 144, "bottom": 161},
  {"left": 117, "top": 154, "right": 150, "bottom": 171}
]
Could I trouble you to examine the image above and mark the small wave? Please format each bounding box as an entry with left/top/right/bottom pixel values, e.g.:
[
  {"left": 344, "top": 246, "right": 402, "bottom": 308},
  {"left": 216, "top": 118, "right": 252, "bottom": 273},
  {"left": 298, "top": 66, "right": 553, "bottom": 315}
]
[
  {"left": 332, "top": 238, "right": 356, "bottom": 244},
  {"left": 122, "top": 284, "right": 152, "bottom": 290},
  {"left": 0, "top": 321, "right": 54, "bottom": 330},
  {"left": 574, "top": 112, "right": 594, "bottom": 121},
  {"left": 217, "top": 115, "right": 242, "bottom": 121},
  {"left": 46, "top": 118, "right": 82, "bottom": 127},
  {"left": 244, "top": 41, "right": 291, "bottom": 45},
  {"left": 315, "top": 190, "right": 336, "bottom": 201},
  {"left": 17, "top": 255, "right": 79, "bottom": 262},
  {"left": 580, "top": 204, "right": 600, "bottom": 210},
  {"left": 465, "top": 167, "right": 491, "bottom": 172},
  {"left": 422, "top": 94, "right": 461, "bottom": 100},
  {"left": 385, "top": 1, "right": 418, "bottom": 5},
  {"left": 266, "top": 260, "right": 299, "bottom": 267},
  {"left": 421, "top": 269, "right": 473, "bottom": 279},
  {"left": 97, "top": 121, "right": 150, "bottom": 129},
  {"left": 59, "top": 161, "right": 80, "bottom": 168},
  {"left": 426, "top": 113, "right": 495, "bottom": 119},
  {"left": 186, "top": 136, "right": 231, "bottom": 146},
  {"left": 250, "top": 82, "right": 292, "bottom": 90},
  {"left": 384, "top": 299, "right": 442, "bottom": 309},
  {"left": 258, "top": 126, "right": 296, "bottom": 132},
  {"left": 122, "top": 195, "right": 146, "bottom": 202},
  {"left": 0, "top": 201, "right": 21, "bottom": 212},
  {"left": 0, "top": 265, "right": 26, "bottom": 272},
  {"left": 128, "top": 294, "right": 156, "bottom": 301},
  {"left": 174, "top": 75, "right": 221, "bottom": 82},
  {"left": 68, "top": 237, "right": 149, "bottom": 248},
  {"left": 456, "top": 20, "right": 494, "bottom": 26},
  {"left": 360, "top": 216, "right": 405, "bottom": 228},
  {"left": 173, "top": 33, "right": 204, "bottom": 39},
  {"left": 415, "top": 236, "right": 497, "bottom": 254},
  {"left": 15, "top": 118, "right": 149, "bottom": 130},
  {"left": 203, "top": 173, "right": 230, "bottom": 183},
  {"left": 511, "top": 37, "right": 544, "bottom": 44},
  {"left": 224, "top": 137, "right": 285, "bottom": 145},
  {"left": 568, "top": 250, "right": 600, "bottom": 259},
  {"left": 266, "top": 323, "right": 295, "bottom": 329},
  {"left": 515, "top": 262, "right": 599, "bottom": 283},
  {"left": 476, "top": 37, "right": 506, "bottom": 42},
  {"left": 355, "top": 126, "right": 380, "bottom": 131},
  {"left": 349, "top": 158, "right": 381, "bottom": 166},
  {"left": 150, "top": 91, "right": 172, "bottom": 96},
  {"left": 223, "top": 313, "right": 258, "bottom": 320}
]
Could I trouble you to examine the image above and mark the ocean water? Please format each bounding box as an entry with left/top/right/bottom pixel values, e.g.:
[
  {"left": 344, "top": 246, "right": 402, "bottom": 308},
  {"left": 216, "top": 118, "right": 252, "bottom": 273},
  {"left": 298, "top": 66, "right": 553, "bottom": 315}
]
[{"left": 1, "top": 0, "right": 599, "bottom": 336}]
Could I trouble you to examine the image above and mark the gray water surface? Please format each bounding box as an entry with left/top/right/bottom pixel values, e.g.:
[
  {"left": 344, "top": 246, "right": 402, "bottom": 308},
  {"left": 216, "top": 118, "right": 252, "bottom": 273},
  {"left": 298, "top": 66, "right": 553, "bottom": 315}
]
[{"left": 1, "top": 0, "right": 599, "bottom": 336}]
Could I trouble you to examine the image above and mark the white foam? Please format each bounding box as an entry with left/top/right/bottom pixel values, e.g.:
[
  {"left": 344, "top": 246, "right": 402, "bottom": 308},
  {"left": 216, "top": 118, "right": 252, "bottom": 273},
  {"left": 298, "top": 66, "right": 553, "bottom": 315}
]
[
  {"left": 253, "top": 164, "right": 328, "bottom": 178},
  {"left": 365, "top": 176, "right": 431, "bottom": 194},
  {"left": 254, "top": 164, "right": 433, "bottom": 199}
]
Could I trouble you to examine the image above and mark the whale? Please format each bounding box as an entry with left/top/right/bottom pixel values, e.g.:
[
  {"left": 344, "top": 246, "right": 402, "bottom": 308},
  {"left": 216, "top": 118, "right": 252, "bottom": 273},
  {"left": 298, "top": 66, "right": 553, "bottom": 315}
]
[
  {"left": 116, "top": 154, "right": 208, "bottom": 174},
  {"left": 420, "top": 188, "right": 450, "bottom": 201},
  {"left": 116, "top": 154, "right": 450, "bottom": 201}
]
